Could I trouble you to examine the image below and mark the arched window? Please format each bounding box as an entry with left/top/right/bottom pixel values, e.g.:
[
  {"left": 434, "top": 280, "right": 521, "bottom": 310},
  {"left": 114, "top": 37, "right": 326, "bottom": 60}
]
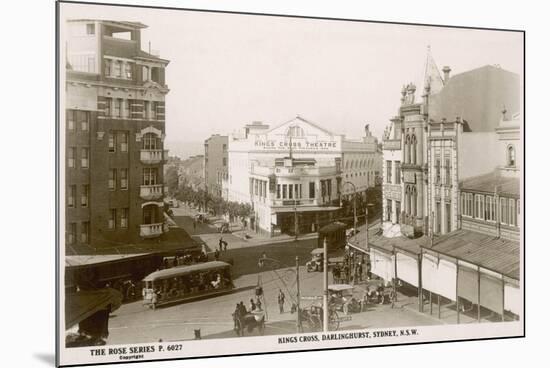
[
  {"left": 507, "top": 145, "right": 516, "bottom": 167},
  {"left": 405, "top": 135, "right": 411, "bottom": 164},
  {"left": 411, "top": 135, "right": 417, "bottom": 165}
]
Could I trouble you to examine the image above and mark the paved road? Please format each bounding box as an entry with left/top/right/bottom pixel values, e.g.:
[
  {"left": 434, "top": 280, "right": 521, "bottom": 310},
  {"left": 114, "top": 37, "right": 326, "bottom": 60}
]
[{"left": 107, "top": 262, "right": 444, "bottom": 345}]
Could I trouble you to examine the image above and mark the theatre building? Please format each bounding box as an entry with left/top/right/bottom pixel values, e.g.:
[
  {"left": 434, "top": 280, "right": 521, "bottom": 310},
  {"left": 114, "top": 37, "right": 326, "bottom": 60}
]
[
  {"left": 227, "top": 116, "right": 380, "bottom": 236},
  {"left": 65, "top": 19, "right": 171, "bottom": 253}
]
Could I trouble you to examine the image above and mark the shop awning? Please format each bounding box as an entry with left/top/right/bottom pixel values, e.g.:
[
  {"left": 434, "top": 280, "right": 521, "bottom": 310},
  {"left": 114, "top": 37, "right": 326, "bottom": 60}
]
[
  {"left": 424, "top": 229, "right": 520, "bottom": 280},
  {"left": 271, "top": 206, "right": 340, "bottom": 214},
  {"left": 65, "top": 289, "right": 122, "bottom": 329}
]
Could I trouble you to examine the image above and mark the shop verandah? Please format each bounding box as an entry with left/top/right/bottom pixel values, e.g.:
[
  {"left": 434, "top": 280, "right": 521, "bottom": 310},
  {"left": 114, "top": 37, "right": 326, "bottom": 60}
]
[
  {"left": 269, "top": 206, "right": 341, "bottom": 237},
  {"left": 347, "top": 227, "right": 521, "bottom": 323}
]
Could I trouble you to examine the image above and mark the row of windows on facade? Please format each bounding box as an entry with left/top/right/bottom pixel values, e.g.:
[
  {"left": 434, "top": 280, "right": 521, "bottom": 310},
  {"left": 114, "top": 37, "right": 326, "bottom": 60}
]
[
  {"left": 67, "top": 110, "right": 90, "bottom": 132},
  {"left": 345, "top": 171, "right": 372, "bottom": 180},
  {"left": 274, "top": 181, "right": 335, "bottom": 201},
  {"left": 344, "top": 157, "right": 376, "bottom": 170},
  {"left": 67, "top": 185, "right": 89, "bottom": 208},
  {"left": 108, "top": 168, "right": 160, "bottom": 191},
  {"left": 385, "top": 159, "right": 452, "bottom": 186},
  {"left": 103, "top": 98, "right": 161, "bottom": 120},
  {"left": 66, "top": 221, "right": 91, "bottom": 245},
  {"left": 104, "top": 59, "right": 163, "bottom": 83},
  {"left": 461, "top": 192, "right": 519, "bottom": 227},
  {"left": 66, "top": 208, "right": 130, "bottom": 245},
  {"left": 67, "top": 147, "right": 89, "bottom": 169},
  {"left": 67, "top": 132, "right": 161, "bottom": 167}
]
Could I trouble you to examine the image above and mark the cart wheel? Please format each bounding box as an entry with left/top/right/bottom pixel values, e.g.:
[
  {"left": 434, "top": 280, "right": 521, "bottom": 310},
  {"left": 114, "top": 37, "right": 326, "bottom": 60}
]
[{"left": 328, "top": 310, "right": 340, "bottom": 331}]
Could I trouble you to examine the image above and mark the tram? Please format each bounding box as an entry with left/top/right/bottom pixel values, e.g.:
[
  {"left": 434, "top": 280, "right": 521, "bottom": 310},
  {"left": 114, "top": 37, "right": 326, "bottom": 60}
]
[{"left": 142, "top": 261, "right": 233, "bottom": 308}]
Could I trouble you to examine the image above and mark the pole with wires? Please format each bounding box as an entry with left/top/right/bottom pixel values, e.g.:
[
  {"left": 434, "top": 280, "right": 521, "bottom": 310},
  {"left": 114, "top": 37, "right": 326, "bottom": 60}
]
[
  {"left": 296, "top": 255, "right": 301, "bottom": 333},
  {"left": 323, "top": 237, "right": 329, "bottom": 332}
]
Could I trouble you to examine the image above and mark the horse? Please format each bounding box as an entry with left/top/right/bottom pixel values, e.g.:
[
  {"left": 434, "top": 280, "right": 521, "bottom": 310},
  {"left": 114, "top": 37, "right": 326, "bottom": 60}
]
[{"left": 232, "top": 310, "right": 265, "bottom": 336}]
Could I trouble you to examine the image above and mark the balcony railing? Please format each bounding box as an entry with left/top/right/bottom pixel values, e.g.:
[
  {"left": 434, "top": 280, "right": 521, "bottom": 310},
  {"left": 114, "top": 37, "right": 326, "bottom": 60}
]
[
  {"left": 140, "top": 184, "right": 163, "bottom": 200},
  {"left": 383, "top": 139, "right": 401, "bottom": 151},
  {"left": 140, "top": 149, "right": 164, "bottom": 165},
  {"left": 140, "top": 223, "right": 163, "bottom": 238}
]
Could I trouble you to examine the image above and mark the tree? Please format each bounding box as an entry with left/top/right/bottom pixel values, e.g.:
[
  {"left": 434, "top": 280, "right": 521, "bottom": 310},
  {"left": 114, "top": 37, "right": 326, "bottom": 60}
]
[{"left": 165, "top": 166, "right": 179, "bottom": 197}]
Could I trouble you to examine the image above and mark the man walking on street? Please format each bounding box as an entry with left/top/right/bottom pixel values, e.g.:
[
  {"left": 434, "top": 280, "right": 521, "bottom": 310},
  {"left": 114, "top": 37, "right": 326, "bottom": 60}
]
[
  {"left": 219, "top": 237, "right": 224, "bottom": 252},
  {"left": 278, "top": 289, "right": 285, "bottom": 313}
]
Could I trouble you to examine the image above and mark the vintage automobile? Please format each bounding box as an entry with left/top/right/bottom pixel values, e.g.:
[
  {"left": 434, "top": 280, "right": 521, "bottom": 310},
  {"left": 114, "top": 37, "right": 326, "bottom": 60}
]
[
  {"left": 328, "top": 284, "right": 361, "bottom": 314},
  {"left": 306, "top": 248, "right": 324, "bottom": 272}
]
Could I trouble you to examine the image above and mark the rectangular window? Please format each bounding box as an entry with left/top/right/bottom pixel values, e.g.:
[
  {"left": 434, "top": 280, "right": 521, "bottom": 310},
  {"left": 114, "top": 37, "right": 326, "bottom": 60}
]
[
  {"left": 277, "top": 184, "right": 281, "bottom": 199},
  {"left": 108, "top": 209, "right": 116, "bottom": 229},
  {"left": 109, "top": 169, "right": 116, "bottom": 190},
  {"left": 509, "top": 198, "right": 517, "bottom": 226},
  {"left": 81, "top": 222, "right": 89, "bottom": 244},
  {"left": 485, "top": 196, "right": 496, "bottom": 222},
  {"left": 445, "top": 158, "right": 451, "bottom": 185},
  {"left": 223, "top": 144, "right": 227, "bottom": 151},
  {"left": 104, "top": 59, "right": 111, "bottom": 77},
  {"left": 386, "top": 161, "right": 392, "bottom": 184},
  {"left": 500, "top": 198, "right": 508, "bottom": 225},
  {"left": 309, "top": 182, "right": 315, "bottom": 199},
  {"left": 299, "top": 184, "right": 302, "bottom": 199},
  {"left": 68, "top": 147, "right": 76, "bottom": 168},
  {"left": 104, "top": 98, "right": 111, "bottom": 116},
  {"left": 435, "top": 159, "right": 441, "bottom": 184},
  {"left": 124, "top": 99, "right": 130, "bottom": 118},
  {"left": 78, "top": 111, "right": 89, "bottom": 131},
  {"left": 68, "top": 223, "right": 76, "bottom": 244},
  {"left": 68, "top": 185, "right": 76, "bottom": 207},
  {"left": 108, "top": 133, "right": 116, "bottom": 152},
  {"left": 436, "top": 202, "right": 441, "bottom": 234},
  {"left": 142, "top": 168, "right": 158, "bottom": 185},
  {"left": 222, "top": 157, "right": 227, "bottom": 166},
  {"left": 282, "top": 185, "right": 287, "bottom": 199},
  {"left": 446, "top": 202, "right": 451, "bottom": 233},
  {"left": 121, "top": 208, "right": 129, "bottom": 228},
  {"left": 119, "top": 132, "right": 128, "bottom": 152},
  {"left": 125, "top": 62, "right": 132, "bottom": 79},
  {"left": 474, "top": 194, "right": 485, "bottom": 220},
  {"left": 86, "top": 23, "right": 95, "bottom": 35},
  {"left": 114, "top": 60, "right": 122, "bottom": 78},
  {"left": 81, "top": 148, "right": 89, "bottom": 168},
  {"left": 67, "top": 110, "right": 75, "bottom": 131},
  {"left": 327, "top": 180, "right": 332, "bottom": 198},
  {"left": 386, "top": 199, "right": 392, "bottom": 221},
  {"left": 395, "top": 161, "right": 401, "bottom": 184},
  {"left": 81, "top": 185, "right": 89, "bottom": 207},
  {"left": 151, "top": 102, "right": 157, "bottom": 120},
  {"left": 144, "top": 101, "right": 150, "bottom": 120},
  {"left": 120, "top": 168, "right": 128, "bottom": 189},
  {"left": 114, "top": 99, "right": 121, "bottom": 117},
  {"left": 289, "top": 184, "right": 293, "bottom": 199}
]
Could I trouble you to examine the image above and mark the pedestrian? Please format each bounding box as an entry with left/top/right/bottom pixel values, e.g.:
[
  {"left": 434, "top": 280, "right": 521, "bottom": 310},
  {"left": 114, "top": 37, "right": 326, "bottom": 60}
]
[
  {"left": 239, "top": 301, "right": 247, "bottom": 315},
  {"left": 214, "top": 249, "right": 220, "bottom": 261},
  {"left": 256, "top": 297, "right": 262, "bottom": 311},
  {"left": 357, "top": 262, "right": 363, "bottom": 282},
  {"left": 278, "top": 289, "right": 285, "bottom": 313},
  {"left": 249, "top": 298, "right": 256, "bottom": 311},
  {"left": 223, "top": 240, "right": 228, "bottom": 252},
  {"left": 219, "top": 237, "right": 224, "bottom": 252}
]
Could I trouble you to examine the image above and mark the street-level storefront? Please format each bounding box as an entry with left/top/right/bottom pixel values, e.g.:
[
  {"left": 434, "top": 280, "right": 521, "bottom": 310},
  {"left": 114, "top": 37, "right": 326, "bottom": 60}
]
[{"left": 420, "top": 229, "right": 520, "bottom": 321}]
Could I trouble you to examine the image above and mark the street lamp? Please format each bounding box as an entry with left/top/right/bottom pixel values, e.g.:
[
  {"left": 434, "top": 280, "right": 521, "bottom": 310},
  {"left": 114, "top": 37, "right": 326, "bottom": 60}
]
[
  {"left": 342, "top": 181, "right": 357, "bottom": 238},
  {"left": 258, "top": 255, "right": 302, "bottom": 333}
]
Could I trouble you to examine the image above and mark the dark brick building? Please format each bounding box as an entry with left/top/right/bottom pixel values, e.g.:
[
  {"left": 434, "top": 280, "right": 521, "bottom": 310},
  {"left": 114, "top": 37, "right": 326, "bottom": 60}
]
[{"left": 65, "top": 19, "right": 170, "bottom": 253}]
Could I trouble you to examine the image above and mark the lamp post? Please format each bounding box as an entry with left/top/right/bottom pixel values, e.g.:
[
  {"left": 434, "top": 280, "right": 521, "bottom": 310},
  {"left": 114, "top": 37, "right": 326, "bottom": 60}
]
[
  {"left": 342, "top": 181, "right": 357, "bottom": 238},
  {"left": 258, "top": 255, "right": 302, "bottom": 333}
]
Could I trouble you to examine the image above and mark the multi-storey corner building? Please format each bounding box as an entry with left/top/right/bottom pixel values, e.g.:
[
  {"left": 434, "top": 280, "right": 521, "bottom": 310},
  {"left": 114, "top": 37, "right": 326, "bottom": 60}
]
[
  {"left": 382, "top": 58, "right": 520, "bottom": 239},
  {"left": 204, "top": 135, "right": 228, "bottom": 198},
  {"left": 65, "top": 19, "right": 170, "bottom": 253},
  {"left": 227, "top": 116, "right": 380, "bottom": 236}
]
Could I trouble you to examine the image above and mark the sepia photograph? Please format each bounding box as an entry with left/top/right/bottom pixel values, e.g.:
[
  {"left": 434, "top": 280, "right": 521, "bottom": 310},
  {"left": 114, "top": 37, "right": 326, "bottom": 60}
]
[{"left": 56, "top": 1, "right": 524, "bottom": 365}]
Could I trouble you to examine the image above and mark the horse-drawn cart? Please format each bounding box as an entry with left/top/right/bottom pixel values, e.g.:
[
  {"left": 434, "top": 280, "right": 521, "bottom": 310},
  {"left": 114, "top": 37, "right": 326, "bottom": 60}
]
[{"left": 232, "top": 310, "right": 266, "bottom": 336}]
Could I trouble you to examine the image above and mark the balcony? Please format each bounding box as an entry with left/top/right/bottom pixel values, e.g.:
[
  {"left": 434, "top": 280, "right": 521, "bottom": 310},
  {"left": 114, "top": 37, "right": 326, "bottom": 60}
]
[
  {"left": 140, "top": 149, "right": 164, "bottom": 165},
  {"left": 383, "top": 139, "right": 401, "bottom": 151},
  {"left": 140, "top": 223, "right": 163, "bottom": 238},
  {"left": 140, "top": 184, "right": 163, "bottom": 200}
]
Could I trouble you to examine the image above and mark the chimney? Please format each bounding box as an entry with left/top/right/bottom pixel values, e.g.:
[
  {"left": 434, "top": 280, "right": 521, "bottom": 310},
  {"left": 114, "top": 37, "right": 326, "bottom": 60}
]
[{"left": 442, "top": 66, "right": 451, "bottom": 83}]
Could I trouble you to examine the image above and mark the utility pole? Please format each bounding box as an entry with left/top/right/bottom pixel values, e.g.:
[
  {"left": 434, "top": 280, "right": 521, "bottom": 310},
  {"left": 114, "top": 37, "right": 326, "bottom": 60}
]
[
  {"left": 296, "top": 255, "right": 301, "bottom": 333},
  {"left": 294, "top": 199, "right": 298, "bottom": 241},
  {"left": 323, "top": 237, "right": 329, "bottom": 332}
]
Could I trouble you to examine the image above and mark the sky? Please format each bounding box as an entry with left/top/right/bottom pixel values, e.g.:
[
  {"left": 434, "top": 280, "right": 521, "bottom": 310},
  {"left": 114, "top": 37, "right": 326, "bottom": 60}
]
[{"left": 60, "top": 2, "right": 523, "bottom": 158}]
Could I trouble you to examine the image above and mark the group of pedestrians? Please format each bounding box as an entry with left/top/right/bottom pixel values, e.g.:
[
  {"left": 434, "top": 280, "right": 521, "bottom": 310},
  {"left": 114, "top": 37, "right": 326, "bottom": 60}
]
[{"left": 214, "top": 237, "right": 229, "bottom": 261}]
